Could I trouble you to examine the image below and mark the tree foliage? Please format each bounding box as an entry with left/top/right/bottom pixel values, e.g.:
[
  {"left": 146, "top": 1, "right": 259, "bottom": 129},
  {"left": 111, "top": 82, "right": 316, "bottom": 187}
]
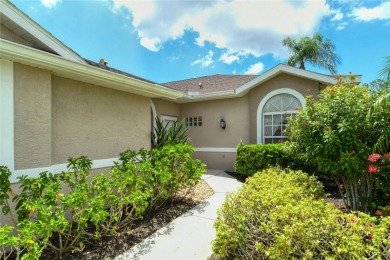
[
  {"left": 378, "top": 56, "right": 390, "bottom": 81},
  {"left": 368, "top": 56, "right": 390, "bottom": 152},
  {"left": 287, "top": 75, "right": 390, "bottom": 211},
  {"left": 283, "top": 33, "right": 341, "bottom": 74}
]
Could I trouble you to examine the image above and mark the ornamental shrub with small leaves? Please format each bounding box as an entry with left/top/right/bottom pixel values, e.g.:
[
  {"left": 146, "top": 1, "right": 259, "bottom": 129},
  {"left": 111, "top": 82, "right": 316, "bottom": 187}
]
[
  {"left": 212, "top": 167, "right": 390, "bottom": 260},
  {"left": 148, "top": 143, "right": 205, "bottom": 210},
  {"left": 118, "top": 143, "right": 206, "bottom": 211},
  {"left": 287, "top": 75, "right": 390, "bottom": 212},
  {"left": 0, "top": 143, "right": 205, "bottom": 259}
]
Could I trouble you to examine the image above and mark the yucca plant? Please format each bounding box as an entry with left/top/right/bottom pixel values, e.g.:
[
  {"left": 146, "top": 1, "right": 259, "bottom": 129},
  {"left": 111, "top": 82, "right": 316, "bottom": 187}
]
[{"left": 151, "top": 117, "right": 189, "bottom": 148}]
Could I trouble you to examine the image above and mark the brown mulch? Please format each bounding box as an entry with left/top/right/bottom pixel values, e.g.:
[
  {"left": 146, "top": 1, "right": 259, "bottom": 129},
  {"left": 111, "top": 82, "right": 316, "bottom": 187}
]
[
  {"left": 38, "top": 180, "right": 215, "bottom": 260},
  {"left": 326, "top": 197, "right": 347, "bottom": 212}
]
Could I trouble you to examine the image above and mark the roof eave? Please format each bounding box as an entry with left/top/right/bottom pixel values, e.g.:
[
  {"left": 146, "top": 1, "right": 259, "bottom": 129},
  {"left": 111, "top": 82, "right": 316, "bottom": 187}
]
[
  {"left": 1, "top": 0, "right": 86, "bottom": 64},
  {"left": 176, "top": 90, "right": 236, "bottom": 103},
  {"left": 0, "top": 39, "right": 183, "bottom": 99}
]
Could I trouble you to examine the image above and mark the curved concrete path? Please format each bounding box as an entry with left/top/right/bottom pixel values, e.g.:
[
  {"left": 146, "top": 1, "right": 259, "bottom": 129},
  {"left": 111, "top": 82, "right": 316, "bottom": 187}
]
[{"left": 115, "top": 169, "right": 243, "bottom": 260}]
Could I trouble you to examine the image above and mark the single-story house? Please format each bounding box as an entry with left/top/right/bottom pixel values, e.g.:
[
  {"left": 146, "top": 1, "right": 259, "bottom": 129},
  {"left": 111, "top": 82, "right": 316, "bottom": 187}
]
[{"left": 0, "top": 0, "right": 362, "bottom": 186}]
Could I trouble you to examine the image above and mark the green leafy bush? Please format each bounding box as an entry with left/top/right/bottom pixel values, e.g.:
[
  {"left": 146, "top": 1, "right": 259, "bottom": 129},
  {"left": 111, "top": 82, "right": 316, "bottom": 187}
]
[
  {"left": 117, "top": 143, "right": 206, "bottom": 211},
  {"left": 89, "top": 165, "right": 153, "bottom": 238},
  {"left": 234, "top": 143, "right": 284, "bottom": 176},
  {"left": 0, "top": 143, "right": 206, "bottom": 259},
  {"left": 234, "top": 142, "right": 319, "bottom": 176},
  {"left": 287, "top": 75, "right": 390, "bottom": 211},
  {"left": 0, "top": 162, "right": 88, "bottom": 259},
  {"left": 213, "top": 167, "right": 390, "bottom": 259},
  {"left": 0, "top": 225, "right": 20, "bottom": 259},
  {"left": 0, "top": 157, "right": 98, "bottom": 258}
]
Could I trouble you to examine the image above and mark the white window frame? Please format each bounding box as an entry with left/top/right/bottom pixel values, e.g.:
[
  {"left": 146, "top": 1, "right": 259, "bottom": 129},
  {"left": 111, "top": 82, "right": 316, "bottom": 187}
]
[
  {"left": 257, "top": 88, "right": 306, "bottom": 144},
  {"left": 185, "top": 116, "right": 202, "bottom": 127},
  {"left": 160, "top": 115, "right": 177, "bottom": 129}
]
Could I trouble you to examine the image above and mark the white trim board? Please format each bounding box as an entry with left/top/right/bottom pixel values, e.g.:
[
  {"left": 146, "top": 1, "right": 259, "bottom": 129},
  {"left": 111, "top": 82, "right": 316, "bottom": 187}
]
[
  {"left": 0, "top": 39, "right": 183, "bottom": 100},
  {"left": 195, "top": 147, "right": 237, "bottom": 153},
  {"left": 10, "top": 157, "right": 119, "bottom": 183},
  {"left": 0, "top": 59, "right": 15, "bottom": 172}
]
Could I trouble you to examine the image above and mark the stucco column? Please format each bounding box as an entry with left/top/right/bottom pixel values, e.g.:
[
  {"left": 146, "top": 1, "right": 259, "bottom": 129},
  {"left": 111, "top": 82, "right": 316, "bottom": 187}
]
[{"left": 0, "top": 59, "right": 14, "bottom": 171}]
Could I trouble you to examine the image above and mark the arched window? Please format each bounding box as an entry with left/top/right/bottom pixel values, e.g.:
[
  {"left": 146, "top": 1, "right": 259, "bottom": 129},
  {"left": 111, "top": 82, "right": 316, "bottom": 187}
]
[{"left": 262, "top": 93, "right": 302, "bottom": 144}]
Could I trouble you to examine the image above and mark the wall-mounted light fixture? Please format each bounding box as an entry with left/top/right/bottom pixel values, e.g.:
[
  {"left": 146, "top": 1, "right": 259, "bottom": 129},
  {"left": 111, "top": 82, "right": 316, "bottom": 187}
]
[{"left": 220, "top": 118, "right": 226, "bottom": 129}]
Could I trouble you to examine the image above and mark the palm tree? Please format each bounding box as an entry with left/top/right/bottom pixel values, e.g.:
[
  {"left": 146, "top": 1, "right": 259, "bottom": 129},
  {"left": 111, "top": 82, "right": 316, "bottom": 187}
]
[
  {"left": 370, "top": 92, "right": 390, "bottom": 152},
  {"left": 378, "top": 56, "right": 390, "bottom": 81},
  {"left": 369, "top": 56, "right": 390, "bottom": 152},
  {"left": 282, "top": 33, "right": 341, "bottom": 74}
]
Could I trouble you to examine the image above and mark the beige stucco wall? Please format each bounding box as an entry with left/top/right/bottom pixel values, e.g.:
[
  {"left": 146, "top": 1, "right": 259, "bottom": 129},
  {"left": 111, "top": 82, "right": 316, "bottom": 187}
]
[
  {"left": 193, "top": 152, "right": 236, "bottom": 172},
  {"left": 51, "top": 76, "right": 151, "bottom": 164},
  {"left": 181, "top": 96, "right": 249, "bottom": 148},
  {"left": 180, "top": 96, "right": 249, "bottom": 170},
  {"left": 0, "top": 24, "right": 32, "bottom": 47},
  {"left": 14, "top": 63, "right": 52, "bottom": 170},
  {"left": 152, "top": 98, "right": 181, "bottom": 118},
  {"left": 14, "top": 66, "right": 152, "bottom": 168},
  {"left": 248, "top": 73, "right": 320, "bottom": 144}
]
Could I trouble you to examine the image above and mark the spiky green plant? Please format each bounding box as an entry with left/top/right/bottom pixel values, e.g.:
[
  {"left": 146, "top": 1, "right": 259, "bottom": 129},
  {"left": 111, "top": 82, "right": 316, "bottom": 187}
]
[{"left": 151, "top": 117, "right": 189, "bottom": 148}]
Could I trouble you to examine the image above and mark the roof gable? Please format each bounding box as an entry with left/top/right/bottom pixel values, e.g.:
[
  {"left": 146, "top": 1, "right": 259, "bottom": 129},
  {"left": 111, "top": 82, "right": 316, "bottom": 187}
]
[
  {"left": 0, "top": 0, "right": 86, "bottom": 64},
  {"left": 167, "top": 64, "right": 361, "bottom": 103},
  {"left": 235, "top": 64, "right": 342, "bottom": 96}
]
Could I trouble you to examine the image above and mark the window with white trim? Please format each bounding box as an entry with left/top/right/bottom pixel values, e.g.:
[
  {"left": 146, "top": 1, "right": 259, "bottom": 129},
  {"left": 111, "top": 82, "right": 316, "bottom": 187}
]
[
  {"left": 160, "top": 115, "right": 177, "bottom": 129},
  {"left": 263, "top": 94, "right": 301, "bottom": 144},
  {"left": 185, "top": 116, "right": 202, "bottom": 127}
]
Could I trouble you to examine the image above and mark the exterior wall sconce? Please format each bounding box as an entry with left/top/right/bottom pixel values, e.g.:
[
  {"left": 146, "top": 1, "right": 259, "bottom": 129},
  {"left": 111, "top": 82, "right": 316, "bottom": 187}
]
[{"left": 220, "top": 118, "right": 226, "bottom": 129}]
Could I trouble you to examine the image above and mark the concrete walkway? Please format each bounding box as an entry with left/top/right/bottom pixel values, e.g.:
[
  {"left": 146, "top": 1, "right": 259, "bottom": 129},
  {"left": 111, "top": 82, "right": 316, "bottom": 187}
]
[{"left": 115, "top": 169, "right": 243, "bottom": 260}]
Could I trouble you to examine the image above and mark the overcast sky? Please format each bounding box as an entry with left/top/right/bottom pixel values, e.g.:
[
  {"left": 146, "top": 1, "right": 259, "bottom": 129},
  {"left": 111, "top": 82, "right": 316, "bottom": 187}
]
[{"left": 10, "top": 0, "right": 390, "bottom": 84}]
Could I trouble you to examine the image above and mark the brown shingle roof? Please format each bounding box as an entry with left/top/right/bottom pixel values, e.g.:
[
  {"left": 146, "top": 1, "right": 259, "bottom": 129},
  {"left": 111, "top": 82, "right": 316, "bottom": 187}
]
[
  {"left": 162, "top": 74, "right": 258, "bottom": 94},
  {"left": 84, "top": 59, "right": 158, "bottom": 85}
]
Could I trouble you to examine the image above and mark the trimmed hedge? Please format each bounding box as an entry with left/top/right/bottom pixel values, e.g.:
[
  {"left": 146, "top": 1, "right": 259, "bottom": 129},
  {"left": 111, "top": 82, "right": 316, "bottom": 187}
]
[
  {"left": 213, "top": 167, "right": 390, "bottom": 259},
  {"left": 234, "top": 142, "right": 318, "bottom": 176}
]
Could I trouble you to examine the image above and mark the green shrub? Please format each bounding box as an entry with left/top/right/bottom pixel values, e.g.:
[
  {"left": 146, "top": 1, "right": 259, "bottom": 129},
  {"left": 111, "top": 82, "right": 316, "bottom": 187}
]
[
  {"left": 213, "top": 167, "right": 390, "bottom": 259},
  {"left": 0, "top": 225, "right": 20, "bottom": 259},
  {"left": 0, "top": 158, "right": 96, "bottom": 259},
  {"left": 234, "top": 143, "right": 283, "bottom": 176},
  {"left": 89, "top": 165, "right": 153, "bottom": 238},
  {"left": 117, "top": 143, "right": 206, "bottom": 211},
  {"left": 0, "top": 143, "right": 206, "bottom": 259},
  {"left": 234, "top": 142, "right": 319, "bottom": 176},
  {"left": 287, "top": 75, "right": 390, "bottom": 212}
]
